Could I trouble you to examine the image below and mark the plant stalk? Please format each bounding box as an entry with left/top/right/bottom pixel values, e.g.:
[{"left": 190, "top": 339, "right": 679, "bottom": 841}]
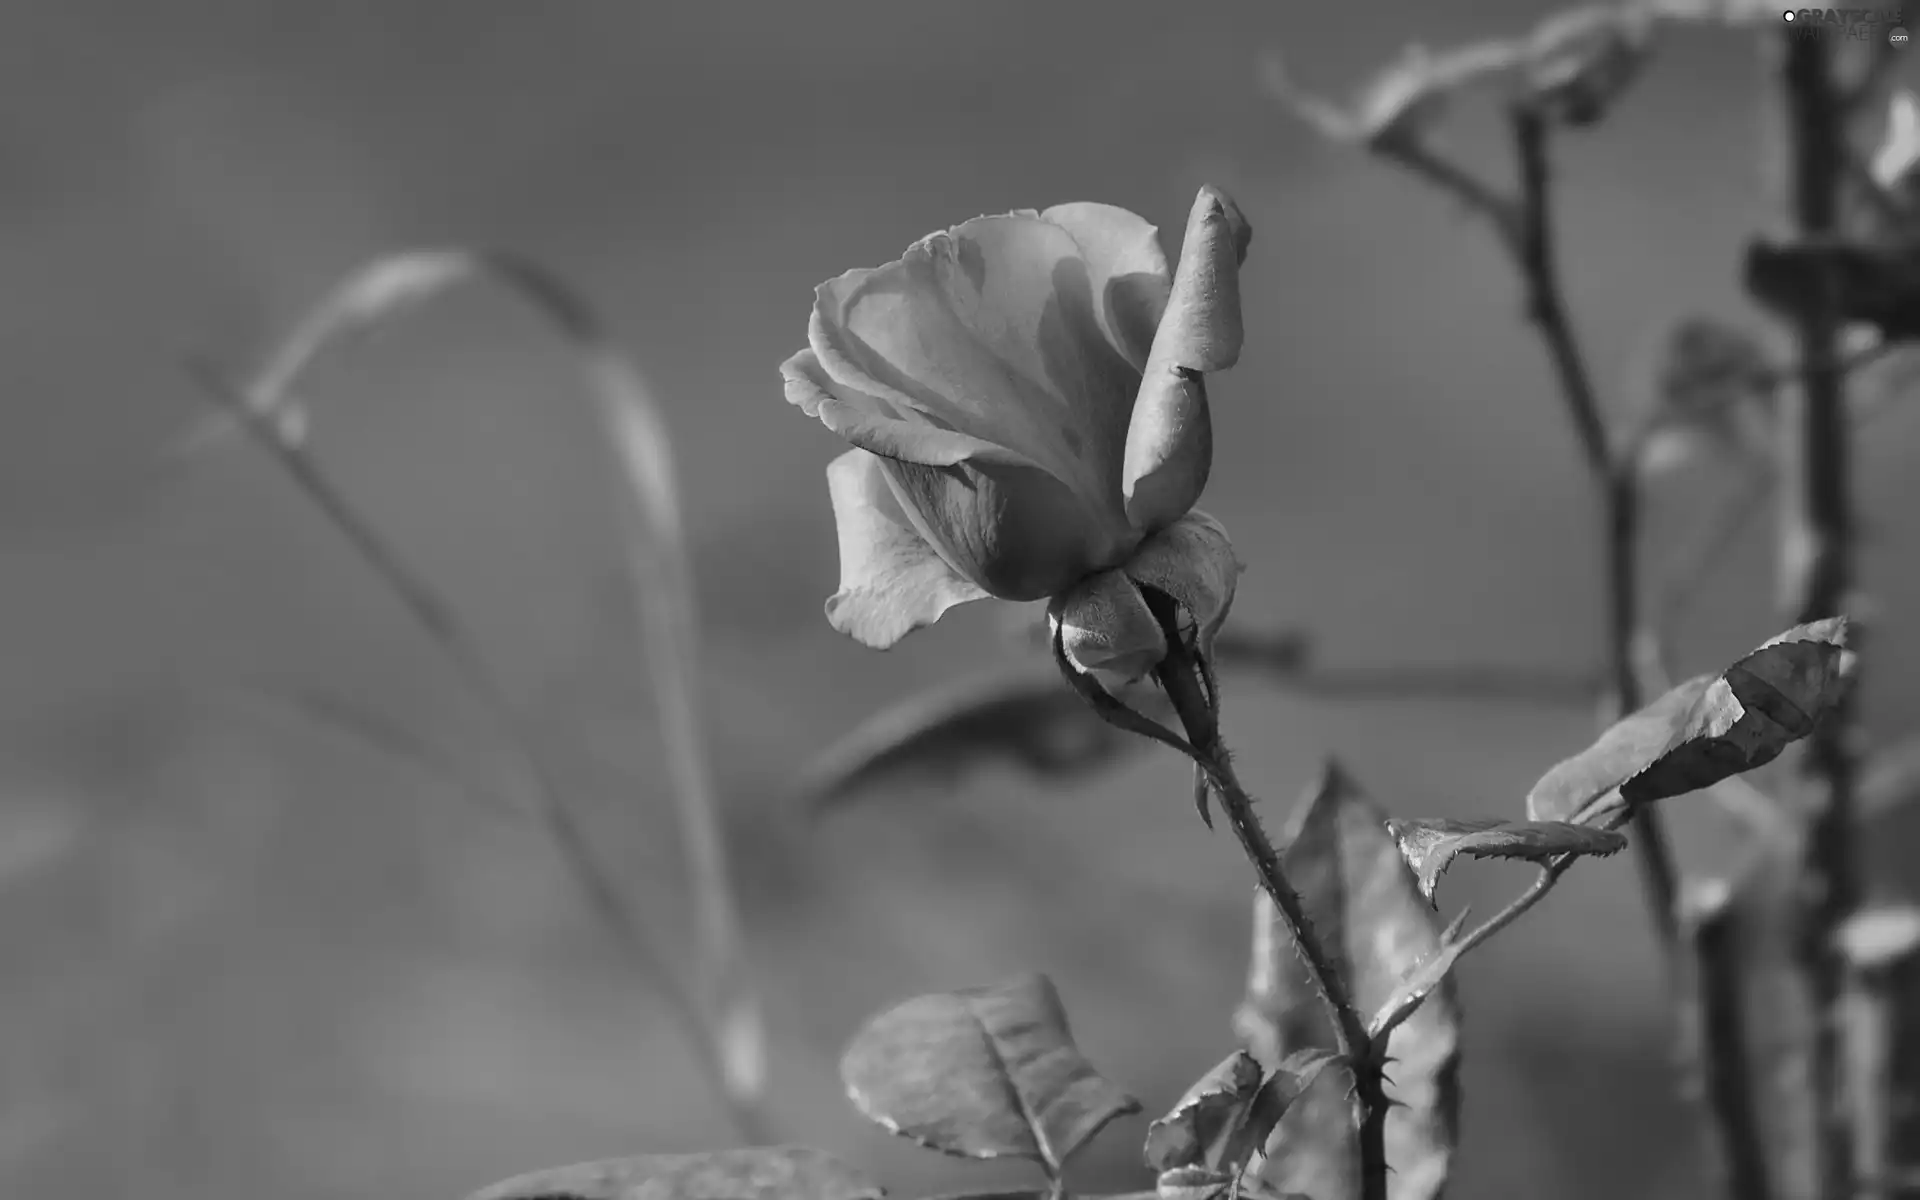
[{"left": 1772, "top": 27, "right": 1861, "bottom": 1200}]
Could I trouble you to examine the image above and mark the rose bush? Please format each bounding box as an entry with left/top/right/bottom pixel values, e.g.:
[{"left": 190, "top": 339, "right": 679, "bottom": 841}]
[{"left": 781, "top": 185, "right": 1253, "bottom": 681}]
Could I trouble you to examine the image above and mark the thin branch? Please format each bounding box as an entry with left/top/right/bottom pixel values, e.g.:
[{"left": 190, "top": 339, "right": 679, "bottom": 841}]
[
  {"left": 1774, "top": 27, "right": 1862, "bottom": 1200},
  {"left": 1508, "top": 102, "right": 1683, "bottom": 956},
  {"left": 1682, "top": 880, "right": 1775, "bottom": 1200}
]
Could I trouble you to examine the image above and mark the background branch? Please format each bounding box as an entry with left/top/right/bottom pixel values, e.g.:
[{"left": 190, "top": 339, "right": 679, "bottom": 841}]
[{"left": 1773, "top": 28, "right": 1862, "bottom": 1200}]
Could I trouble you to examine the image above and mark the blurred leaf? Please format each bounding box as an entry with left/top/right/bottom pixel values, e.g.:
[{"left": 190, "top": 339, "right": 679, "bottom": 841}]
[
  {"left": 1384, "top": 816, "right": 1628, "bottom": 906},
  {"left": 840, "top": 972, "right": 1140, "bottom": 1174},
  {"left": 1521, "top": 5, "right": 1655, "bottom": 127},
  {"left": 1144, "top": 1048, "right": 1336, "bottom": 1191},
  {"left": 1260, "top": 40, "right": 1523, "bottom": 150},
  {"left": 199, "top": 248, "right": 764, "bottom": 1126},
  {"left": 1235, "top": 764, "right": 1461, "bottom": 1200},
  {"left": 1860, "top": 734, "right": 1920, "bottom": 821},
  {"left": 1745, "top": 238, "right": 1920, "bottom": 343},
  {"left": 1365, "top": 911, "right": 1474, "bottom": 1048},
  {"left": 1527, "top": 618, "right": 1856, "bottom": 824},
  {"left": 1632, "top": 315, "right": 1776, "bottom": 476},
  {"left": 465, "top": 1146, "right": 882, "bottom": 1200},
  {"left": 800, "top": 664, "right": 1176, "bottom": 813}
]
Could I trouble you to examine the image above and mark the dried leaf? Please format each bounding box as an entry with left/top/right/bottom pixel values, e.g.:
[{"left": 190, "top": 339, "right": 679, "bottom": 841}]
[
  {"left": 1384, "top": 816, "right": 1628, "bottom": 906},
  {"left": 840, "top": 973, "right": 1140, "bottom": 1173},
  {"left": 465, "top": 1146, "right": 882, "bottom": 1200},
  {"left": 1527, "top": 618, "right": 1856, "bottom": 824},
  {"left": 1261, "top": 40, "right": 1524, "bottom": 150},
  {"left": 799, "top": 665, "right": 1177, "bottom": 812},
  {"left": 1234, "top": 764, "right": 1461, "bottom": 1200},
  {"left": 1745, "top": 238, "right": 1920, "bottom": 343},
  {"left": 1522, "top": 4, "right": 1655, "bottom": 127}
]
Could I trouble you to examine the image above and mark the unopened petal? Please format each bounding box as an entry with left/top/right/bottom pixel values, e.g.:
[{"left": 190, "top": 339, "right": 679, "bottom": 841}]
[
  {"left": 1122, "top": 510, "right": 1242, "bottom": 659},
  {"left": 1123, "top": 186, "right": 1252, "bottom": 532},
  {"left": 810, "top": 214, "right": 1140, "bottom": 527},
  {"left": 782, "top": 348, "right": 1029, "bottom": 469},
  {"left": 1039, "top": 202, "right": 1173, "bottom": 371},
  {"left": 879, "top": 455, "right": 1134, "bottom": 602},
  {"left": 1050, "top": 568, "right": 1167, "bottom": 683},
  {"left": 823, "top": 449, "right": 990, "bottom": 648}
]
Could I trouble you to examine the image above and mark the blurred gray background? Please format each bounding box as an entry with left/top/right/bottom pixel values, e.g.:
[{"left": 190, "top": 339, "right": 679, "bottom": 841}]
[{"left": 2, "top": 2, "right": 1917, "bottom": 1198}]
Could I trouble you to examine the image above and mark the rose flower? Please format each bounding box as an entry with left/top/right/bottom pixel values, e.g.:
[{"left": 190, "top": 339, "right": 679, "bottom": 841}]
[{"left": 781, "top": 185, "right": 1250, "bottom": 682}]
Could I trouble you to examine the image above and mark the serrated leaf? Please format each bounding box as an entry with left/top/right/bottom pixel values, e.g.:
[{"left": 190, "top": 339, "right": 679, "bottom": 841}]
[
  {"left": 1234, "top": 764, "right": 1460, "bottom": 1200},
  {"left": 1385, "top": 816, "right": 1629, "bottom": 905},
  {"left": 1527, "top": 617, "right": 1856, "bottom": 824},
  {"left": 800, "top": 665, "right": 1177, "bottom": 812},
  {"left": 840, "top": 973, "right": 1140, "bottom": 1173},
  {"left": 1144, "top": 1051, "right": 1266, "bottom": 1175},
  {"left": 1366, "top": 911, "right": 1474, "bottom": 1049},
  {"left": 464, "top": 1146, "right": 882, "bottom": 1200},
  {"left": 1144, "top": 1047, "right": 1335, "bottom": 1184},
  {"left": 1521, "top": 5, "right": 1655, "bottom": 127}
]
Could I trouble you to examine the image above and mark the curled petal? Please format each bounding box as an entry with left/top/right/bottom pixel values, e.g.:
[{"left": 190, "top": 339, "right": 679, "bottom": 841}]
[
  {"left": 1049, "top": 568, "right": 1167, "bottom": 683},
  {"left": 782, "top": 348, "right": 1029, "bottom": 469},
  {"left": 1123, "top": 186, "right": 1252, "bottom": 532},
  {"left": 823, "top": 449, "right": 990, "bottom": 648},
  {"left": 1122, "top": 510, "right": 1242, "bottom": 659},
  {"left": 809, "top": 213, "right": 1140, "bottom": 524},
  {"left": 879, "top": 455, "right": 1133, "bottom": 601},
  {"left": 1038, "top": 202, "right": 1173, "bottom": 371}
]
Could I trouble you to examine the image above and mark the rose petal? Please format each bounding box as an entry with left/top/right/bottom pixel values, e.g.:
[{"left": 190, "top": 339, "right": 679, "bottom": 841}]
[
  {"left": 823, "top": 449, "right": 991, "bottom": 648},
  {"left": 1122, "top": 186, "right": 1252, "bottom": 532},
  {"left": 878, "top": 455, "right": 1134, "bottom": 601},
  {"left": 1050, "top": 568, "right": 1167, "bottom": 683},
  {"left": 782, "top": 348, "right": 1032, "bottom": 469},
  {"left": 810, "top": 213, "right": 1140, "bottom": 529},
  {"left": 1122, "top": 510, "right": 1242, "bottom": 659},
  {"left": 1039, "top": 202, "right": 1173, "bottom": 371}
]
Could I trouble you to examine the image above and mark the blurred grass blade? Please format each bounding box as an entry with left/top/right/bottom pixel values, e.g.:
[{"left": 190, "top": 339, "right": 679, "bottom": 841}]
[
  {"left": 192, "top": 249, "right": 763, "bottom": 1133},
  {"left": 227, "top": 679, "right": 520, "bottom": 819}
]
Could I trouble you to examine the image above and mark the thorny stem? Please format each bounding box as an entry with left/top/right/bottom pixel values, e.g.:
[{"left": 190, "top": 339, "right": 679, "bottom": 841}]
[
  {"left": 190, "top": 364, "right": 771, "bottom": 1147},
  {"left": 1507, "top": 103, "right": 1682, "bottom": 958},
  {"left": 1053, "top": 600, "right": 1386, "bottom": 1200},
  {"left": 1774, "top": 27, "right": 1861, "bottom": 1200}
]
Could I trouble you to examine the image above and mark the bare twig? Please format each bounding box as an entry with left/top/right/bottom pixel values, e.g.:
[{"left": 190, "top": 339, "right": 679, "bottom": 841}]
[
  {"left": 1508, "top": 102, "right": 1683, "bottom": 956},
  {"left": 1682, "top": 879, "right": 1775, "bottom": 1200},
  {"left": 1773, "top": 27, "right": 1862, "bottom": 1200}
]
